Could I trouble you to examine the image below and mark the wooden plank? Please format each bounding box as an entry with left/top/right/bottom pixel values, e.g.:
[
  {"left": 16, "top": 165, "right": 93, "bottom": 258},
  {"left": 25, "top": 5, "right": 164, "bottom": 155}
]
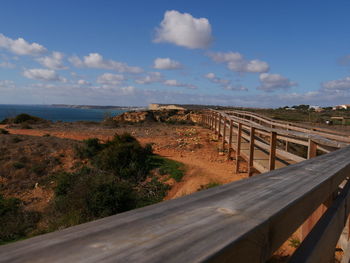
[
  {"left": 269, "top": 132, "right": 277, "bottom": 171},
  {"left": 235, "top": 122, "right": 242, "bottom": 173},
  {"left": 308, "top": 139, "right": 317, "bottom": 159},
  {"left": 227, "top": 120, "right": 233, "bottom": 160},
  {"left": 2, "top": 147, "right": 350, "bottom": 263},
  {"left": 218, "top": 114, "right": 222, "bottom": 139},
  {"left": 248, "top": 127, "right": 255, "bottom": 176},
  {"left": 222, "top": 117, "right": 226, "bottom": 150},
  {"left": 290, "top": 180, "right": 350, "bottom": 263}
]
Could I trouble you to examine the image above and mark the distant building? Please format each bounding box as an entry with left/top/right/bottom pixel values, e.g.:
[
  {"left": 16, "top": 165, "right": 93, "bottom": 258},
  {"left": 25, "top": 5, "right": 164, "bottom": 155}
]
[
  {"left": 333, "top": 104, "right": 350, "bottom": 110},
  {"left": 148, "top": 103, "right": 186, "bottom": 111},
  {"left": 309, "top": 105, "right": 323, "bottom": 112}
]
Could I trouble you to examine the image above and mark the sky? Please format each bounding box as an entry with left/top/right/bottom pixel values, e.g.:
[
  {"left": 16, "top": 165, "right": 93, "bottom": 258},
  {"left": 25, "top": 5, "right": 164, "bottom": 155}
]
[{"left": 1, "top": 0, "right": 350, "bottom": 107}]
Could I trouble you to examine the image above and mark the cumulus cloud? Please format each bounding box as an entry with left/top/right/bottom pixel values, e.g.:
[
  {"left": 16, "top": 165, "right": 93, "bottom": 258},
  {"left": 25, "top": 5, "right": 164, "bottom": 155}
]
[
  {"left": 204, "top": 72, "right": 230, "bottom": 85},
  {"left": 257, "top": 73, "right": 297, "bottom": 92},
  {"left": 69, "top": 53, "right": 143, "bottom": 73},
  {"left": 23, "top": 68, "right": 66, "bottom": 82},
  {"left": 37, "top": 51, "right": 67, "bottom": 70},
  {"left": 207, "top": 51, "right": 269, "bottom": 73},
  {"left": 223, "top": 84, "right": 248, "bottom": 91},
  {"left": 0, "top": 33, "right": 47, "bottom": 55},
  {"left": 97, "top": 73, "right": 125, "bottom": 85},
  {"left": 163, "top": 79, "right": 197, "bottom": 89},
  {"left": 322, "top": 76, "right": 350, "bottom": 91},
  {"left": 77, "top": 79, "right": 91, "bottom": 86},
  {"left": 154, "top": 10, "right": 213, "bottom": 49},
  {"left": 135, "top": 72, "right": 162, "bottom": 84},
  {"left": 153, "top": 57, "right": 182, "bottom": 70}
]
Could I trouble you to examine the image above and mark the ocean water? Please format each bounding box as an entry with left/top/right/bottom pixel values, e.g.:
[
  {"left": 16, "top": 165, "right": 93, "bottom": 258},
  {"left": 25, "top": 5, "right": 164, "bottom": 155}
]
[{"left": 0, "top": 104, "right": 126, "bottom": 122}]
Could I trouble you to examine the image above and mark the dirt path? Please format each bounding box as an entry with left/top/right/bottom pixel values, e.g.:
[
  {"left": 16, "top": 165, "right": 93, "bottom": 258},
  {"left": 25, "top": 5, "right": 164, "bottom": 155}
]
[{"left": 1, "top": 124, "right": 247, "bottom": 199}]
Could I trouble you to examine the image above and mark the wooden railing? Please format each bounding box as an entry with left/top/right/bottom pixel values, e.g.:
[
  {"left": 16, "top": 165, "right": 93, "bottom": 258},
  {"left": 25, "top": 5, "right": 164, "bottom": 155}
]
[{"left": 1, "top": 110, "right": 350, "bottom": 263}]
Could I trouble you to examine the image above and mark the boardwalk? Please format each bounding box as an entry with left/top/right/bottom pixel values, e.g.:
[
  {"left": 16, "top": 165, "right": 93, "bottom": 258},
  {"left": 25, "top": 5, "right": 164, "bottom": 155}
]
[{"left": 1, "top": 110, "right": 350, "bottom": 263}]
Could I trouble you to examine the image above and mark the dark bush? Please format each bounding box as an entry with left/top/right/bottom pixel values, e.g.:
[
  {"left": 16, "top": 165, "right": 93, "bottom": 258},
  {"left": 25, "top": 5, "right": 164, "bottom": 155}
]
[
  {"left": 75, "top": 138, "right": 104, "bottom": 158},
  {"left": 13, "top": 114, "right": 44, "bottom": 124},
  {"left": 0, "top": 129, "right": 9, "bottom": 135},
  {"left": 0, "top": 195, "right": 40, "bottom": 244},
  {"left": 49, "top": 168, "right": 138, "bottom": 229}
]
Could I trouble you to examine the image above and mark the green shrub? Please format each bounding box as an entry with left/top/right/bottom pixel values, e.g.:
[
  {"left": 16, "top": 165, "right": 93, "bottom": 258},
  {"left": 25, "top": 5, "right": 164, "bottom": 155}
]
[
  {"left": 12, "top": 162, "right": 25, "bottom": 169},
  {"left": 0, "top": 129, "right": 9, "bottom": 135},
  {"left": 49, "top": 168, "right": 138, "bottom": 229},
  {"left": 0, "top": 195, "right": 40, "bottom": 244},
  {"left": 13, "top": 114, "right": 43, "bottom": 124},
  {"left": 149, "top": 155, "right": 185, "bottom": 182},
  {"left": 75, "top": 138, "right": 103, "bottom": 158}
]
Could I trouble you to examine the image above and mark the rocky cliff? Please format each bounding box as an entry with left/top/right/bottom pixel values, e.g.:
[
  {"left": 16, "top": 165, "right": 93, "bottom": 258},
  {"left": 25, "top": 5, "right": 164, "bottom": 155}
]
[{"left": 112, "top": 110, "right": 202, "bottom": 124}]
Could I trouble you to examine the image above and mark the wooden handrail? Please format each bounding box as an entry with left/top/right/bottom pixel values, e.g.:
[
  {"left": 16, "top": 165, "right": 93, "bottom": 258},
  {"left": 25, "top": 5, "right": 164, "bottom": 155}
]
[{"left": 1, "top": 146, "right": 350, "bottom": 262}]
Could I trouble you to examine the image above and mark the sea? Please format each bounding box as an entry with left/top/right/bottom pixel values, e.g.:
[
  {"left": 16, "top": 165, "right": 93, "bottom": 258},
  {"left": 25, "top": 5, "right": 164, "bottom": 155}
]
[{"left": 0, "top": 104, "right": 127, "bottom": 122}]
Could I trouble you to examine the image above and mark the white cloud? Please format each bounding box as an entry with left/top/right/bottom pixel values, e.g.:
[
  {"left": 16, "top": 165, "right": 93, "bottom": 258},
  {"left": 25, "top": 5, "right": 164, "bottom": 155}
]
[
  {"left": 154, "top": 10, "right": 213, "bottom": 49},
  {"left": 204, "top": 72, "right": 230, "bottom": 85},
  {"left": 257, "top": 73, "right": 297, "bottom": 92},
  {"left": 0, "top": 33, "right": 47, "bottom": 55},
  {"left": 322, "top": 76, "right": 350, "bottom": 91},
  {"left": 37, "top": 51, "right": 67, "bottom": 70},
  {"left": 208, "top": 51, "right": 269, "bottom": 73},
  {"left": 163, "top": 79, "right": 197, "bottom": 89},
  {"left": 153, "top": 57, "right": 182, "bottom": 70},
  {"left": 97, "top": 73, "right": 125, "bottom": 85},
  {"left": 223, "top": 84, "right": 248, "bottom": 91},
  {"left": 69, "top": 53, "right": 143, "bottom": 73},
  {"left": 135, "top": 72, "right": 162, "bottom": 84},
  {"left": 77, "top": 79, "right": 91, "bottom": 86},
  {"left": 23, "top": 68, "right": 66, "bottom": 82}
]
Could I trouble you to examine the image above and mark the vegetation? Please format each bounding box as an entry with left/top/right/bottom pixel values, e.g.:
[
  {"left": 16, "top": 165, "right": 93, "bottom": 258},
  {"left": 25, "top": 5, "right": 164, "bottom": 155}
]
[
  {"left": 0, "top": 133, "right": 182, "bottom": 243},
  {"left": 1, "top": 113, "right": 47, "bottom": 125},
  {"left": 0, "top": 129, "right": 9, "bottom": 134},
  {"left": 149, "top": 155, "right": 185, "bottom": 182},
  {"left": 198, "top": 182, "right": 221, "bottom": 191},
  {"left": 46, "top": 134, "right": 173, "bottom": 231},
  {"left": 0, "top": 195, "right": 40, "bottom": 244}
]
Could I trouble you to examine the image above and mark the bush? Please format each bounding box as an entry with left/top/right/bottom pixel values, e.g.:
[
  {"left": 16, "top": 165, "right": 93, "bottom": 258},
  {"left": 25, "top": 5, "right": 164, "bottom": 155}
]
[
  {"left": 0, "top": 195, "right": 40, "bottom": 244},
  {"left": 0, "top": 129, "right": 9, "bottom": 135},
  {"left": 75, "top": 133, "right": 154, "bottom": 183},
  {"left": 149, "top": 155, "right": 185, "bottom": 182},
  {"left": 49, "top": 168, "right": 138, "bottom": 229},
  {"left": 13, "top": 114, "right": 44, "bottom": 124}
]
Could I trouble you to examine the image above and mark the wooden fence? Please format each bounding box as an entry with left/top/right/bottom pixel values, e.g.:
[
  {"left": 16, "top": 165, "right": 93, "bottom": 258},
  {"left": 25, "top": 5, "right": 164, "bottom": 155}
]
[{"left": 1, "top": 110, "right": 350, "bottom": 262}]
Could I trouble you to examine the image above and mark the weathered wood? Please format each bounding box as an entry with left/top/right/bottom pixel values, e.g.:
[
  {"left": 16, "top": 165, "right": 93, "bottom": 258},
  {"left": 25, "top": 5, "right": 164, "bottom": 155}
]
[
  {"left": 2, "top": 147, "right": 350, "bottom": 263},
  {"left": 227, "top": 120, "right": 233, "bottom": 160},
  {"left": 222, "top": 117, "right": 226, "bottom": 150},
  {"left": 290, "top": 180, "right": 350, "bottom": 263},
  {"left": 308, "top": 139, "right": 317, "bottom": 159},
  {"left": 218, "top": 114, "right": 222, "bottom": 139},
  {"left": 248, "top": 127, "right": 255, "bottom": 176},
  {"left": 269, "top": 132, "right": 277, "bottom": 171},
  {"left": 235, "top": 122, "right": 242, "bottom": 173}
]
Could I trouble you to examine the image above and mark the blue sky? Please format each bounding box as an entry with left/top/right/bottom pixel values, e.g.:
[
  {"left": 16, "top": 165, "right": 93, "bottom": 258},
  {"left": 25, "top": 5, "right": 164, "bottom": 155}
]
[{"left": 1, "top": 0, "right": 350, "bottom": 107}]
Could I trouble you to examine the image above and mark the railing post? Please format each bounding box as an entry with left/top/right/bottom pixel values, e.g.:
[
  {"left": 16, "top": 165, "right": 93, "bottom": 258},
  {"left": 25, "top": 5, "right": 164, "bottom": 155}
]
[
  {"left": 248, "top": 127, "right": 255, "bottom": 177},
  {"left": 222, "top": 117, "right": 226, "bottom": 150},
  {"left": 269, "top": 131, "right": 277, "bottom": 171},
  {"left": 214, "top": 113, "right": 218, "bottom": 134},
  {"left": 301, "top": 139, "right": 320, "bottom": 240},
  {"left": 235, "top": 122, "right": 242, "bottom": 173},
  {"left": 308, "top": 139, "right": 317, "bottom": 159},
  {"left": 218, "top": 114, "right": 222, "bottom": 139},
  {"left": 227, "top": 120, "right": 233, "bottom": 160}
]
